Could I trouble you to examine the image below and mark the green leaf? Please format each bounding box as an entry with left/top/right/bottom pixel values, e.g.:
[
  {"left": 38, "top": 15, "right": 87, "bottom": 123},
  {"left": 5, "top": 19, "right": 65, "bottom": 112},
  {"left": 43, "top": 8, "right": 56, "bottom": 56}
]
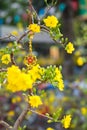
[
  {"left": 52, "top": 108, "right": 62, "bottom": 122},
  {"left": 59, "top": 65, "right": 62, "bottom": 71}
]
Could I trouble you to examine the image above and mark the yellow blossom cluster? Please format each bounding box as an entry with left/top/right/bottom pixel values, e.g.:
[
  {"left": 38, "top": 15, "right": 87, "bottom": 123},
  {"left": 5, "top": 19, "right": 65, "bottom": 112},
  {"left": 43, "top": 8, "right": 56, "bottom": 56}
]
[
  {"left": 65, "top": 42, "right": 75, "bottom": 54},
  {"left": 28, "top": 23, "right": 40, "bottom": 33},
  {"left": 1, "top": 54, "right": 11, "bottom": 64},
  {"left": 6, "top": 65, "right": 43, "bottom": 92},
  {"left": 29, "top": 95, "right": 42, "bottom": 108},
  {"left": 6, "top": 63, "right": 64, "bottom": 94},
  {"left": 43, "top": 15, "right": 58, "bottom": 28},
  {"left": 62, "top": 114, "right": 72, "bottom": 129},
  {"left": 28, "top": 64, "right": 44, "bottom": 82},
  {"left": 54, "top": 67, "right": 64, "bottom": 91},
  {"left": 7, "top": 65, "right": 33, "bottom": 92}
]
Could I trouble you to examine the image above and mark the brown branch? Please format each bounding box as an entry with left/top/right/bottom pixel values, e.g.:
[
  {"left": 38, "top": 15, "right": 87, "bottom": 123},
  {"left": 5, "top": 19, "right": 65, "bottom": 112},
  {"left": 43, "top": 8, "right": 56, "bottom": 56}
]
[
  {"left": 0, "top": 34, "right": 12, "bottom": 40},
  {"left": 0, "top": 120, "right": 13, "bottom": 130},
  {"left": 40, "top": 25, "right": 62, "bottom": 44},
  {"left": 0, "top": 34, "right": 16, "bottom": 41},
  {"left": 13, "top": 103, "right": 29, "bottom": 130},
  {"left": 28, "top": 0, "right": 40, "bottom": 24},
  {"left": 0, "top": 68, "right": 7, "bottom": 72},
  {"left": 40, "top": 25, "right": 50, "bottom": 32},
  {"left": 0, "top": 105, "right": 53, "bottom": 130},
  {"left": 41, "top": 0, "right": 57, "bottom": 20},
  {"left": 29, "top": 109, "right": 53, "bottom": 120},
  {"left": 42, "top": 6, "right": 53, "bottom": 20},
  {"left": 0, "top": 103, "right": 29, "bottom": 130},
  {"left": 52, "top": 37, "right": 62, "bottom": 44},
  {"left": 16, "top": 30, "right": 30, "bottom": 43},
  {"left": 10, "top": 52, "right": 16, "bottom": 65},
  {"left": 0, "top": 31, "right": 30, "bottom": 44},
  {"left": 41, "top": 2, "right": 56, "bottom": 21},
  {"left": 0, "top": 31, "right": 29, "bottom": 43}
]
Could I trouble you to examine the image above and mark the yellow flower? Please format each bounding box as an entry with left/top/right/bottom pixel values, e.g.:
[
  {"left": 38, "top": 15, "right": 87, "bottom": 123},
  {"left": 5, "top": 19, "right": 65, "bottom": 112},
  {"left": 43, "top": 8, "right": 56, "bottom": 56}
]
[
  {"left": 62, "top": 115, "right": 72, "bottom": 129},
  {"left": 77, "top": 57, "right": 84, "bottom": 66},
  {"left": 54, "top": 68, "right": 64, "bottom": 91},
  {"left": 1, "top": 54, "right": 11, "bottom": 64},
  {"left": 7, "top": 65, "right": 33, "bottom": 92},
  {"left": 46, "top": 127, "right": 54, "bottom": 130},
  {"left": 11, "top": 30, "right": 19, "bottom": 36},
  {"left": 43, "top": 15, "right": 58, "bottom": 28},
  {"left": 29, "top": 95, "right": 42, "bottom": 108},
  {"left": 28, "top": 24, "right": 40, "bottom": 33},
  {"left": 28, "top": 64, "right": 43, "bottom": 82},
  {"left": 12, "top": 96, "right": 21, "bottom": 103},
  {"left": 7, "top": 110, "right": 15, "bottom": 117},
  {"left": 81, "top": 107, "right": 87, "bottom": 115},
  {"left": 65, "top": 42, "right": 75, "bottom": 54},
  {"left": 58, "top": 79, "right": 64, "bottom": 91}
]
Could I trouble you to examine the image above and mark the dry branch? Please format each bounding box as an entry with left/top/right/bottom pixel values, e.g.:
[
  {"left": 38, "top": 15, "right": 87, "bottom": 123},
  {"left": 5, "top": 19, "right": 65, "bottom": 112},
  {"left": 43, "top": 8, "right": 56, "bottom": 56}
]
[
  {"left": 13, "top": 103, "right": 29, "bottom": 130},
  {"left": 0, "top": 120, "right": 13, "bottom": 130}
]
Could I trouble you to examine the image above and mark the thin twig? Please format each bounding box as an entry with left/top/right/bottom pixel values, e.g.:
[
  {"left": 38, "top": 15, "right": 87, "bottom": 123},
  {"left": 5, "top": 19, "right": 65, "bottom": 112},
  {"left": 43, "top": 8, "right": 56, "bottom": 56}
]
[
  {"left": 28, "top": 0, "right": 40, "bottom": 24},
  {"left": 16, "top": 30, "right": 30, "bottom": 43},
  {"left": 40, "top": 25, "right": 62, "bottom": 44},
  {"left": 40, "top": 25, "right": 50, "bottom": 32},
  {"left": 52, "top": 38, "right": 62, "bottom": 44},
  {"left": 42, "top": 5, "right": 53, "bottom": 20},
  {"left": 41, "top": 0, "right": 57, "bottom": 20},
  {"left": 0, "top": 120, "right": 13, "bottom": 130},
  {"left": 0, "top": 34, "right": 11, "bottom": 40},
  {"left": 10, "top": 52, "right": 16, "bottom": 65},
  {"left": 0, "top": 68, "right": 7, "bottom": 72},
  {"left": 29, "top": 109, "right": 53, "bottom": 120},
  {"left": 0, "top": 34, "right": 16, "bottom": 41}
]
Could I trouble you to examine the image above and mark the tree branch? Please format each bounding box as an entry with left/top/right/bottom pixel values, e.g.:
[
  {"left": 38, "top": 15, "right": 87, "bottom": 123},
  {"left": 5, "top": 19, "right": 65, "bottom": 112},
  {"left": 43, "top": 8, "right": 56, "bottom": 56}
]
[
  {"left": 0, "top": 34, "right": 16, "bottom": 41},
  {"left": 28, "top": 0, "right": 40, "bottom": 24},
  {"left": 0, "top": 120, "right": 13, "bottom": 130},
  {"left": 0, "top": 68, "right": 7, "bottom": 72},
  {"left": 10, "top": 52, "right": 16, "bottom": 65},
  {"left": 41, "top": 0, "right": 57, "bottom": 21},
  {"left": 13, "top": 103, "right": 29, "bottom": 130},
  {"left": 42, "top": 5, "right": 53, "bottom": 20},
  {"left": 29, "top": 109, "right": 53, "bottom": 120},
  {"left": 16, "top": 30, "right": 30, "bottom": 43},
  {"left": 40, "top": 25, "right": 62, "bottom": 44}
]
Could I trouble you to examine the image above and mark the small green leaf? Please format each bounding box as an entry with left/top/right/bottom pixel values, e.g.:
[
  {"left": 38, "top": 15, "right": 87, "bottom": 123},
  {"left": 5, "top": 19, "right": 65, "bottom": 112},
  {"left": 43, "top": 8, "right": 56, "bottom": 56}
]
[{"left": 59, "top": 65, "right": 62, "bottom": 71}]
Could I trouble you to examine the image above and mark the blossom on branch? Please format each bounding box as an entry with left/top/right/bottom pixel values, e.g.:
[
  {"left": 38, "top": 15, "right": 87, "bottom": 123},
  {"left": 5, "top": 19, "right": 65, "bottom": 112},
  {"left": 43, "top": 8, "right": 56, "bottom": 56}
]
[
  {"left": 28, "top": 24, "right": 40, "bottom": 33},
  {"left": 62, "top": 114, "right": 72, "bottom": 129},
  {"left": 1, "top": 54, "right": 11, "bottom": 64},
  {"left": 65, "top": 42, "right": 75, "bottom": 54},
  {"left": 29, "top": 95, "right": 42, "bottom": 108},
  {"left": 7, "top": 65, "right": 33, "bottom": 92},
  {"left": 43, "top": 15, "right": 58, "bottom": 28}
]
